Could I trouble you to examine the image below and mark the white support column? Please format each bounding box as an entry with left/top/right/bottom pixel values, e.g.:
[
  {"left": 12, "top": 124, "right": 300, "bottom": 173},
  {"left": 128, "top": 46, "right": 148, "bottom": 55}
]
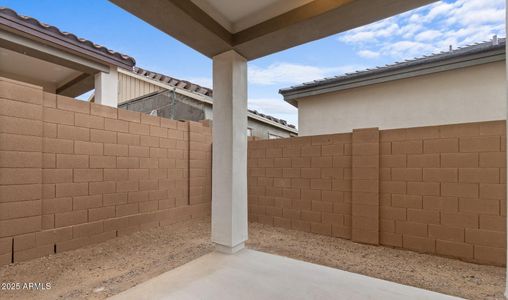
[
  {"left": 211, "top": 50, "right": 248, "bottom": 254},
  {"left": 94, "top": 66, "right": 118, "bottom": 107}
]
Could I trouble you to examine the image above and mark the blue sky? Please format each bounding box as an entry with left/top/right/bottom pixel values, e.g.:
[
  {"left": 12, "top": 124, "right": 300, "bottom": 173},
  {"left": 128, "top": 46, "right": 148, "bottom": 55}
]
[{"left": 0, "top": 0, "right": 505, "bottom": 127}]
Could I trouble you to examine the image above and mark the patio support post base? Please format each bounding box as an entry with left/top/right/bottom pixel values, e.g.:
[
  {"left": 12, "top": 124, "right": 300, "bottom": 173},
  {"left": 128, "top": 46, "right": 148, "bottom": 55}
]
[
  {"left": 214, "top": 242, "right": 245, "bottom": 254},
  {"left": 211, "top": 50, "right": 248, "bottom": 252}
]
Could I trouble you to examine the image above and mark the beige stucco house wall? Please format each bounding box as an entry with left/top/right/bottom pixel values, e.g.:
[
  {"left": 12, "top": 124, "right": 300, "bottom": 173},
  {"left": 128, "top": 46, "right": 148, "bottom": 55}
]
[
  {"left": 280, "top": 39, "right": 506, "bottom": 136},
  {"left": 297, "top": 62, "right": 506, "bottom": 136}
]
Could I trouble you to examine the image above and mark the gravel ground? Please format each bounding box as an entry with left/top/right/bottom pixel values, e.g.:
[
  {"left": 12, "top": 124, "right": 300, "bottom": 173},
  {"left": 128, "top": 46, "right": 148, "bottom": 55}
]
[
  {"left": 0, "top": 218, "right": 504, "bottom": 300},
  {"left": 247, "top": 223, "right": 505, "bottom": 300},
  {"left": 0, "top": 219, "right": 214, "bottom": 300}
]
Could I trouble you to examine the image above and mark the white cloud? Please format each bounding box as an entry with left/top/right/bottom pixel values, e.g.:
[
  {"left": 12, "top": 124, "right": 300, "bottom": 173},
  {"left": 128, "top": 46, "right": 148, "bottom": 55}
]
[
  {"left": 249, "top": 63, "right": 333, "bottom": 85},
  {"left": 357, "top": 50, "right": 380, "bottom": 59},
  {"left": 340, "top": 20, "right": 400, "bottom": 44},
  {"left": 423, "top": 1, "right": 454, "bottom": 23},
  {"left": 414, "top": 30, "right": 441, "bottom": 42},
  {"left": 340, "top": 31, "right": 377, "bottom": 44},
  {"left": 456, "top": 9, "right": 505, "bottom": 26},
  {"left": 399, "top": 23, "right": 424, "bottom": 39},
  {"left": 381, "top": 41, "right": 435, "bottom": 59},
  {"left": 338, "top": 0, "right": 505, "bottom": 60},
  {"left": 248, "top": 98, "right": 297, "bottom": 115},
  {"left": 185, "top": 76, "right": 212, "bottom": 88},
  {"left": 248, "top": 63, "right": 365, "bottom": 86}
]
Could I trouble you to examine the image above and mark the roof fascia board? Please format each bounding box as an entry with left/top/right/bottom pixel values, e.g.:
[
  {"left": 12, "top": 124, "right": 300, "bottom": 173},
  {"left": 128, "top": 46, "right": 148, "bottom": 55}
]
[
  {"left": 0, "top": 29, "right": 110, "bottom": 74},
  {"left": 283, "top": 50, "right": 505, "bottom": 106}
]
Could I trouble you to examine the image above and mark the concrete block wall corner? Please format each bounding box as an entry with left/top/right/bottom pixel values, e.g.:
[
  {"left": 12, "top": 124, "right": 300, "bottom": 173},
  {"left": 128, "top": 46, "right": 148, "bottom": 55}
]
[{"left": 0, "top": 77, "right": 212, "bottom": 265}]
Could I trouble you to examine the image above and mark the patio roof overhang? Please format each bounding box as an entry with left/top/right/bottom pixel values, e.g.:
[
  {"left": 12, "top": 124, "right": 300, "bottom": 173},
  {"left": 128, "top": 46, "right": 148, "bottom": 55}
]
[{"left": 110, "top": 0, "right": 436, "bottom": 60}]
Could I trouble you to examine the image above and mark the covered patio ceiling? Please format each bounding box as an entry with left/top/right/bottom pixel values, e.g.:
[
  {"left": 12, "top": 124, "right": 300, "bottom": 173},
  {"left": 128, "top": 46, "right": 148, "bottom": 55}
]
[{"left": 110, "top": 0, "right": 436, "bottom": 60}]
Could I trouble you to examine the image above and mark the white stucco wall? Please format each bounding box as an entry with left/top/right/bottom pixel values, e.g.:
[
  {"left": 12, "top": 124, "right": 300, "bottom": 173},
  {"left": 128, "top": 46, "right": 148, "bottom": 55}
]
[
  {"left": 297, "top": 61, "right": 507, "bottom": 136},
  {"left": 94, "top": 67, "right": 119, "bottom": 107}
]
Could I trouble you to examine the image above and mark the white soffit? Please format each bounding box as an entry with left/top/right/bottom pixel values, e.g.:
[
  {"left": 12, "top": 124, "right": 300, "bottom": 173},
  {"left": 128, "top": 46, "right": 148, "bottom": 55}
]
[
  {"left": 0, "top": 47, "right": 81, "bottom": 86},
  {"left": 191, "top": 0, "right": 313, "bottom": 33}
]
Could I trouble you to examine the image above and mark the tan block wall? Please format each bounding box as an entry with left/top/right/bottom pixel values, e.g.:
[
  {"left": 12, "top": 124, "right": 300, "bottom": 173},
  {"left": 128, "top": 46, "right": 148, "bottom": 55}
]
[
  {"left": 0, "top": 77, "right": 211, "bottom": 265},
  {"left": 248, "top": 121, "right": 507, "bottom": 266},
  {"left": 189, "top": 121, "right": 212, "bottom": 208},
  {"left": 352, "top": 128, "right": 379, "bottom": 245},
  {"left": 2, "top": 76, "right": 505, "bottom": 267},
  {"left": 379, "top": 122, "right": 506, "bottom": 266},
  {"left": 248, "top": 134, "right": 353, "bottom": 238}
]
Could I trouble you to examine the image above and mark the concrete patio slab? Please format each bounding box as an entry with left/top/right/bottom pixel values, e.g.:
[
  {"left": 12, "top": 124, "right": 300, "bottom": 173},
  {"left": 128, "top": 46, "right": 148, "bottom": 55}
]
[{"left": 109, "top": 249, "right": 463, "bottom": 300}]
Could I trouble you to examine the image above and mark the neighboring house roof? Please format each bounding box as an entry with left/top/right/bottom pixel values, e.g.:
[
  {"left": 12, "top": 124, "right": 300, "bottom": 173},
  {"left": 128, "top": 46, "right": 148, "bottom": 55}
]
[
  {"left": 0, "top": 7, "right": 135, "bottom": 69},
  {"left": 119, "top": 70, "right": 297, "bottom": 132},
  {"left": 280, "top": 37, "right": 506, "bottom": 107},
  {"left": 247, "top": 109, "right": 295, "bottom": 129},
  {"left": 133, "top": 67, "right": 213, "bottom": 97}
]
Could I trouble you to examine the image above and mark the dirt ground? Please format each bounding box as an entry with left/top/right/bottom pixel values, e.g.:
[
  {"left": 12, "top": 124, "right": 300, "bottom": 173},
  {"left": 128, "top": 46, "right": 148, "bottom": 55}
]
[
  {"left": 0, "top": 218, "right": 505, "bottom": 300},
  {"left": 248, "top": 223, "right": 505, "bottom": 300},
  {"left": 0, "top": 219, "right": 214, "bottom": 300}
]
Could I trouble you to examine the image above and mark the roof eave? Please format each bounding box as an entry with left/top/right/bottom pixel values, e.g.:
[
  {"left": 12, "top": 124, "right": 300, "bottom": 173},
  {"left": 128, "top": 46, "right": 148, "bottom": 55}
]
[
  {"left": 0, "top": 8, "right": 135, "bottom": 70},
  {"left": 281, "top": 96, "right": 298, "bottom": 108}
]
